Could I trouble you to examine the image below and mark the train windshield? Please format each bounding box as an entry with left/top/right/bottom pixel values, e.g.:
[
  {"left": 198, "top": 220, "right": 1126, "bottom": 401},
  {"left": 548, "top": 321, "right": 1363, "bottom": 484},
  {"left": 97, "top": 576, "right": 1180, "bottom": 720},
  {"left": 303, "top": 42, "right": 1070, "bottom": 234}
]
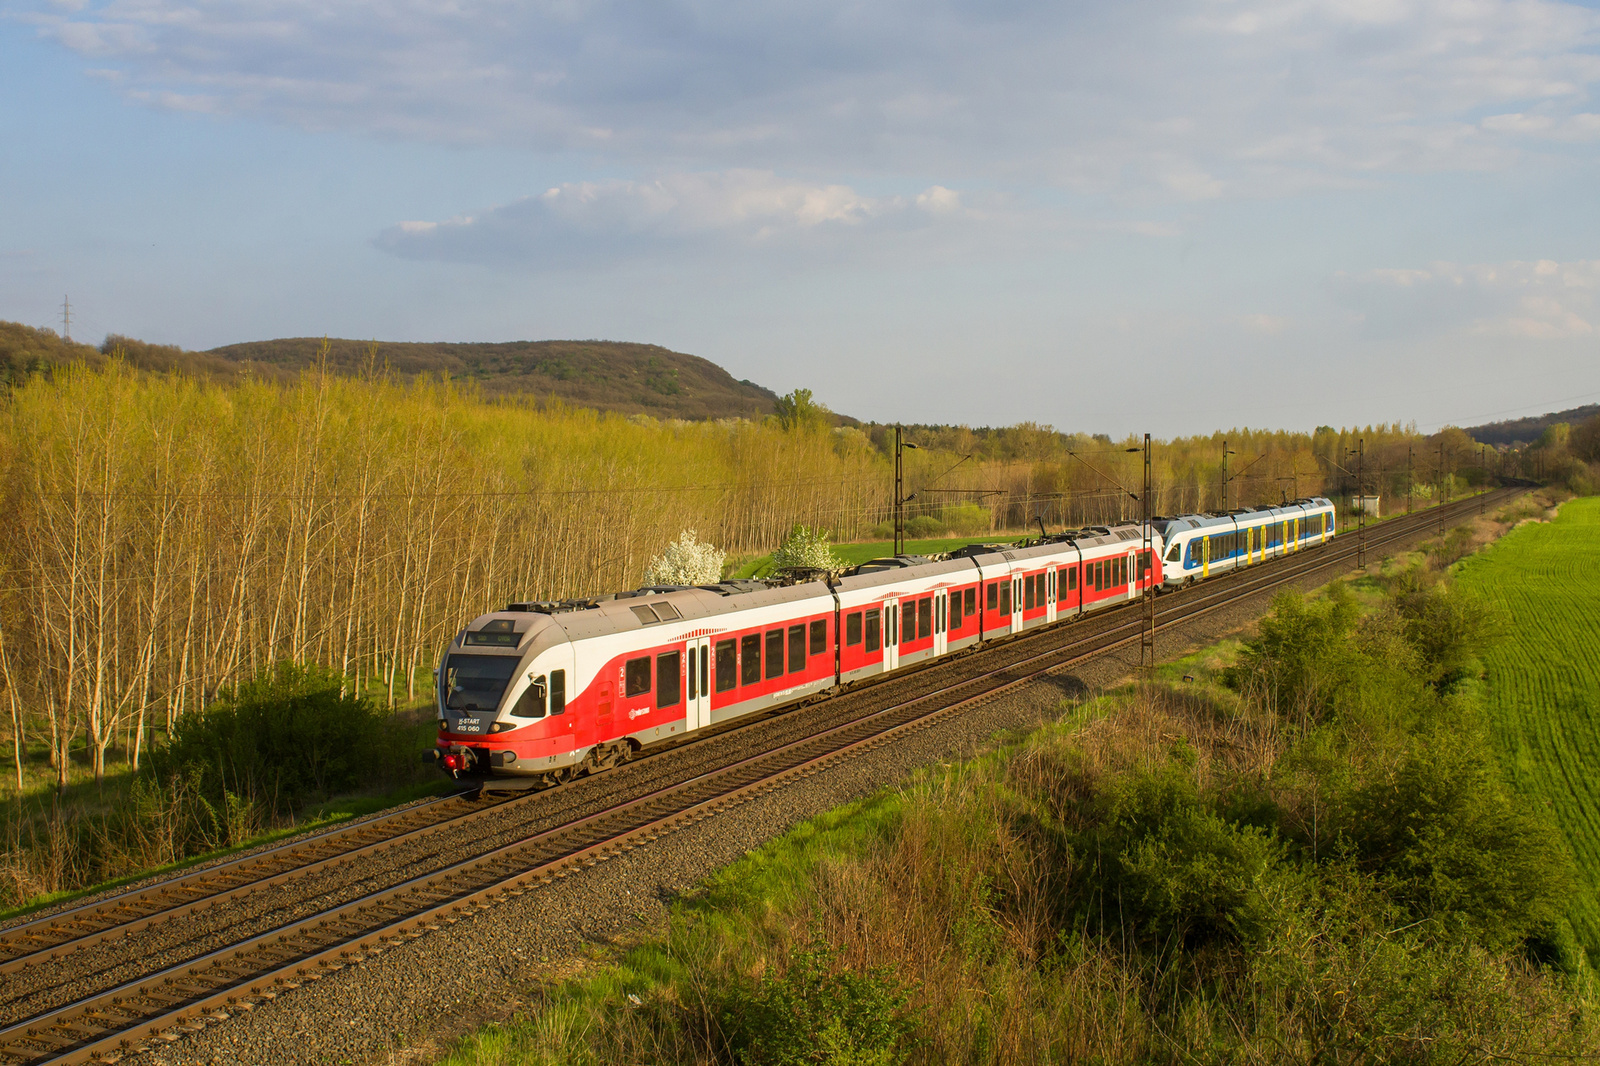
[{"left": 444, "top": 654, "right": 518, "bottom": 712}]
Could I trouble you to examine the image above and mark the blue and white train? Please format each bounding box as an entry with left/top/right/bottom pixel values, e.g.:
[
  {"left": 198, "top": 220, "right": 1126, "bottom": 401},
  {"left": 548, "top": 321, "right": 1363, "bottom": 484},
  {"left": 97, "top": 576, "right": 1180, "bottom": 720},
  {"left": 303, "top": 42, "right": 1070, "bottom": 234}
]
[{"left": 1155, "top": 497, "right": 1336, "bottom": 588}]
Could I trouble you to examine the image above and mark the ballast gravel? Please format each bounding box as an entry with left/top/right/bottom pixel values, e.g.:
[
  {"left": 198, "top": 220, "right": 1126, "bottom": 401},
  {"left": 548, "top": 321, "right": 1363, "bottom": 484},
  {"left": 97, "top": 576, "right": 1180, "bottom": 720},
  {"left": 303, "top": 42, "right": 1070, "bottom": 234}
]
[{"left": 79, "top": 530, "right": 1443, "bottom": 1066}]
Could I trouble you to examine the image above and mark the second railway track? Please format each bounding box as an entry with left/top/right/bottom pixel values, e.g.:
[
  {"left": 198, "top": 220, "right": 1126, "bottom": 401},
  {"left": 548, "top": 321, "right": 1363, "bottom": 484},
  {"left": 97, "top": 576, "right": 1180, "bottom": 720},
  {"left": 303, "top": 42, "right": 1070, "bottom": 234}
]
[{"left": 0, "top": 490, "right": 1515, "bottom": 1066}]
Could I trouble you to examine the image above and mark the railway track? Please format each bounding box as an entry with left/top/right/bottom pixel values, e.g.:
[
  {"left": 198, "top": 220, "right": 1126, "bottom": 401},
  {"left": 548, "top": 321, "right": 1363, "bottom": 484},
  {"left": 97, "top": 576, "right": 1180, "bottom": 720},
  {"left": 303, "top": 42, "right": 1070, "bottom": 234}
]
[{"left": 0, "top": 489, "right": 1514, "bottom": 1065}]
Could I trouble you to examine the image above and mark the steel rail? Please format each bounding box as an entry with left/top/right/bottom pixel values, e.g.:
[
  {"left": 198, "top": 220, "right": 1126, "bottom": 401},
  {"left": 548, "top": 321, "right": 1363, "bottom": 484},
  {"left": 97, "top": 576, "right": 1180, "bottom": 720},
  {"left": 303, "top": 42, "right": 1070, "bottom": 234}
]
[
  {"left": 0, "top": 791, "right": 502, "bottom": 976},
  {"left": 5, "top": 488, "right": 1511, "bottom": 1064}
]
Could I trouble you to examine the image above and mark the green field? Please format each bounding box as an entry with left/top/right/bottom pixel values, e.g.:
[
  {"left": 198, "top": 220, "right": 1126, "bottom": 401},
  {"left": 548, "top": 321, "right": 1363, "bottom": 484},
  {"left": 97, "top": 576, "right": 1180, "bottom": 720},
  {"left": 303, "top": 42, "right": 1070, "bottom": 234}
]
[
  {"left": 1456, "top": 496, "right": 1600, "bottom": 961},
  {"left": 732, "top": 535, "right": 1028, "bottom": 578}
]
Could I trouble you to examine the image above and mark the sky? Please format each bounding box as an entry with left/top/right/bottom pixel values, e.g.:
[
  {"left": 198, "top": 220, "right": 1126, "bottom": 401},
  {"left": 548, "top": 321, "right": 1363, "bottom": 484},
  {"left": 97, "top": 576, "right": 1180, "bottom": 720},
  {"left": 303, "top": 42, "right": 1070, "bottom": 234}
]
[{"left": 2, "top": 0, "right": 1599, "bottom": 436}]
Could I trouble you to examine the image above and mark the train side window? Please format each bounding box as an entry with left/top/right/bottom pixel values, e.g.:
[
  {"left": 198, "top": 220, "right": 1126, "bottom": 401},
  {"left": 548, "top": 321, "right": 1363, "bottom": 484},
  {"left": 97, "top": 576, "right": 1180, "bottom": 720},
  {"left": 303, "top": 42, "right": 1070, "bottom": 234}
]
[
  {"left": 964, "top": 587, "right": 976, "bottom": 614},
  {"left": 865, "top": 611, "right": 881, "bottom": 652},
  {"left": 741, "top": 634, "right": 761, "bottom": 685},
  {"left": 512, "top": 677, "right": 547, "bottom": 718},
  {"left": 1037, "top": 573, "right": 1046, "bottom": 603},
  {"left": 846, "top": 612, "right": 863, "bottom": 645},
  {"left": 999, "top": 581, "right": 1011, "bottom": 615},
  {"left": 987, "top": 582, "right": 998, "bottom": 611},
  {"left": 1067, "top": 568, "right": 1077, "bottom": 590},
  {"left": 625, "top": 657, "right": 652, "bottom": 697},
  {"left": 715, "top": 639, "right": 737, "bottom": 693},
  {"left": 788, "top": 625, "right": 806, "bottom": 673},
  {"left": 550, "top": 670, "right": 566, "bottom": 714},
  {"left": 918, "top": 598, "right": 932, "bottom": 639},
  {"left": 902, "top": 602, "right": 915, "bottom": 644},
  {"left": 1023, "top": 576, "right": 1035, "bottom": 611},
  {"left": 765, "top": 629, "right": 785, "bottom": 679},
  {"left": 809, "top": 619, "right": 826, "bottom": 655},
  {"left": 950, "top": 594, "right": 962, "bottom": 629},
  {"left": 656, "top": 652, "right": 681, "bottom": 708}
]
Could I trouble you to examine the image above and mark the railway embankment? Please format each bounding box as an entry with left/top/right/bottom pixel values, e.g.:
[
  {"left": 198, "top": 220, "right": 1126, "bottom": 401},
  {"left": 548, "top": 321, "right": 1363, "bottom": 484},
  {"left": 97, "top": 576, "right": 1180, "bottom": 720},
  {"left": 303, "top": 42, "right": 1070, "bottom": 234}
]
[
  {"left": 414, "top": 493, "right": 1593, "bottom": 1065},
  {"left": 62, "top": 491, "right": 1551, "bottom": 1066}
]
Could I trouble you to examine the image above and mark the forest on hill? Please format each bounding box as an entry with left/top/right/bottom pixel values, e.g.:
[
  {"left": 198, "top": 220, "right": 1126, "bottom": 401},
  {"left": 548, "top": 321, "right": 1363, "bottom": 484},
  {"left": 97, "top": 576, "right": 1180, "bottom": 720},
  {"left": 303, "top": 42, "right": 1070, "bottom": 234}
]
[
  {"left": 206, "top": 336, "right": 783, "bottom": 421},
  {"left": 1, "top": 322, "right": 781, "bottom": 421},
  {"left": 1464, "top": 403, "right": 1600, "bottom": 448}
]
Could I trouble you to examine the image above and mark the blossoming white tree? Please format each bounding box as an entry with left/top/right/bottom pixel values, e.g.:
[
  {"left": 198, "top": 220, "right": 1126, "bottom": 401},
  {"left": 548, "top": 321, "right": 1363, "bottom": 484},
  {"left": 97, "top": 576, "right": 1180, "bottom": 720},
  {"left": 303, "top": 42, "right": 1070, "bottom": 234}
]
[
  {"left": 772, "top": 525, "right": 842, "bottom": 571},
  {"left": 642, "top": 529, "right": 726, "bottom": 586}
]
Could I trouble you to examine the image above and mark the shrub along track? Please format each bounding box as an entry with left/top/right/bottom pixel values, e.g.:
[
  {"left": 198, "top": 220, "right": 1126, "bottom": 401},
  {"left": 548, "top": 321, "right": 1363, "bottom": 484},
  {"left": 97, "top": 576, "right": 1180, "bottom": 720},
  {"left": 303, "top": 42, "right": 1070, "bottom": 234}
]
[{"left": 0, "top": 491, "right": 1513, "bottom": 1065}]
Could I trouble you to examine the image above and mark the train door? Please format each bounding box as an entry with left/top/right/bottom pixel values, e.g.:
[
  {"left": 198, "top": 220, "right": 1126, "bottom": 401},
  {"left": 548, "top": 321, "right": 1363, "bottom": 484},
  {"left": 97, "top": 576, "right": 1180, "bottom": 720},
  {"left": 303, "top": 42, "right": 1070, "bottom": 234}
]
[
  {"left": 1045, "top": 568, "right": 1057, "bottom": 624},
  {"left": 883, "top": 599, "right": 900, "bottom": 672},
  {"left": 1126, "top": 551, "right": 1136, "bottom": 600},
  {"left": 684, "top": 636, "right": 711, "bottom": 732},
  {"left": 933, "top": 589, "right": 949, "bottom": 656},
  {"left": 596, "top": 676, "right": 615, "bottom": 746},
  {"left": 1011, "top": 573, "right": 1024, "bottom": 630},
  {"left": 1201, "top": 537, "right": 1210, "bottom": 578}
]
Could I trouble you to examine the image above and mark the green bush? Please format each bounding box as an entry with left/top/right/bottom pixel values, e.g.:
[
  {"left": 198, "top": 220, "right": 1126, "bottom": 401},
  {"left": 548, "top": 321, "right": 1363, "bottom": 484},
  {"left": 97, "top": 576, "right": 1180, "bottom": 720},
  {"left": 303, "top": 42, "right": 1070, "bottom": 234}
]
[
  {"left": 903, "top": 515, "right": 944, "bottom": 539},
  {"left": 1387, "top": 574, "right": 1498, "bottom": 691},
  {"left": 722, "top": 940, "right": 919, "bottom": 1066},
  {"left": 1340, "top": 728, "right": 1573, "bottom": 946},
  {"left": 1078, "top": 767, "right": 1290, "bottom": 948},
  {"left": 939, "top": 503, "right": 991, "bottom": 536},
  {"left": 1224, "top": 586, "right": 1363, "bottom": 722},
  {"left": 151, "top": 663, "right": 393, "bottom": 817}
]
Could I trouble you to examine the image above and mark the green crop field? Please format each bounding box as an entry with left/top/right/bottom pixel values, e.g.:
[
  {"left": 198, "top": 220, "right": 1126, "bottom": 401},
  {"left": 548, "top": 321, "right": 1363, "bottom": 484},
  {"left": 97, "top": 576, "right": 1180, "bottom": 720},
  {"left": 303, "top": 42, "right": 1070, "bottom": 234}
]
[
  {"left": 1456, "top": 496, "right": 1600, "bottom": 962},
  {"left": 732, "top": 535, "right": 1023, "bottom": 578}
]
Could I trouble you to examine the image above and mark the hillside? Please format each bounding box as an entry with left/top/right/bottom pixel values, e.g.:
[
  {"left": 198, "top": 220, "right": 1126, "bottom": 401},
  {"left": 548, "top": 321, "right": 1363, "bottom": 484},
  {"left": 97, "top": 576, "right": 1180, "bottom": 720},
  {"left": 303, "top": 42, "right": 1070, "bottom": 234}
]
[
  {"left": 205, "top": 337, "right": 780, "bottom": 420},
  {"left": 1466, "top": 404, "right": 1600, "bottom": 447},
  {"left": 2, "top": 322, "right": 783, "bottom": 421}
]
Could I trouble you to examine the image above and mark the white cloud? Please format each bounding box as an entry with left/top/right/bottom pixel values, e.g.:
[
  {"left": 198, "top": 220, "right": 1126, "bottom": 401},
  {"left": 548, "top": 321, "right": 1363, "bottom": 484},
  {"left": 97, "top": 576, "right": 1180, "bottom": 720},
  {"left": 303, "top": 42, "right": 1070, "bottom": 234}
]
[
  {"left": 17, "top": 0, "right": 1600, "bottom": 198},
  {"left": 1239, "top": 313, "right": 1291, "bottom": 334},
  {"left": 375, "top": 170, "right": 980, "bottom": 265},
  {"left": 1338, "top": 258, "right": 1600, "bottom": 339}
]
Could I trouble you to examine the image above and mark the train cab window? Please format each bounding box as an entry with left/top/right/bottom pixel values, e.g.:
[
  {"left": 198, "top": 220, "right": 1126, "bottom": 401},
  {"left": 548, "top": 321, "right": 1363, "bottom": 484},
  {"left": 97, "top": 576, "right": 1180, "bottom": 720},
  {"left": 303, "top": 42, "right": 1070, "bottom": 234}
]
[
  {"left": 999, "top": 582, "right": 1011, "bottom": 615},
  {"left": 511, "top": 677, "right": 547, "bottom": 718},
  {"left": 624, "top": 657, "right": 652, "bottom": 697},
  {"left": 740, "top": 634, "right": 761, "bottom": 686},
  {"left": 788, "top": 625, "right": 806, "bottom": 673},
  {"left": 918, "top": 598, "right": 932, "bottom": 639},
  {"left": 656, "top": 652, "right": 681, "bottom": 709},
  {"left": 765, "top": 629, "right": 785, "bottom": 679},
  {"left": 902, "top": 602, "right": 915, "bottom": 644},
  {"left": 715, "top": 639, "right": 737, "bottom": 693},
  {"left": 1167, "top": 542, "right": 1180, "bottom": 562},
  {"left": 550, "top": 670, "right": 566, "bottom": 715},
  {"left": 964, "top": 587, "right": 976, "bottom": 614},
  {"left": 846, "top": 612, "right": 863, "bottom": 645},
  {"left": 865, "top": 611, "right": 881, "bottom": 653},
  {"left": 987, "top": 582, "right": 998, "bottom": 611},
  {"left": 1023, "top": 576, "right": 1035, "bottom": 611},
  {"left": 809, "top": 619, "right": 827, "bottom": 655}
]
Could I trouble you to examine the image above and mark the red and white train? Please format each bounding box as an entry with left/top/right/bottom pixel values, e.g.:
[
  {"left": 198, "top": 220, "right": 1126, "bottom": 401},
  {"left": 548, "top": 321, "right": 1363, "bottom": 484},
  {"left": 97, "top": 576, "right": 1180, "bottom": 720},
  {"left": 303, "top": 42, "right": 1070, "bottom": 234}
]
[{"left": 431, "top": 500, "right": 1335, "bottom": 789}]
